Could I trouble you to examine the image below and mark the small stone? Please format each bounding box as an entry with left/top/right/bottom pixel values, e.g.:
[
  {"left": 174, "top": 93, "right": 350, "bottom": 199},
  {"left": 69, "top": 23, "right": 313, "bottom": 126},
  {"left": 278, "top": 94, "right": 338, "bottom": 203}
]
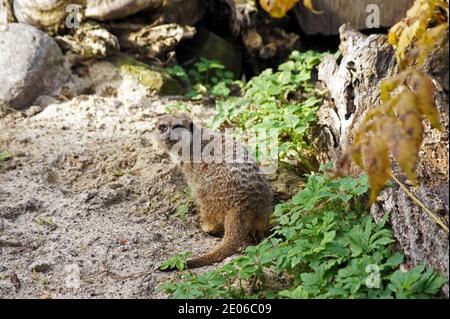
[
  {"left": 80, "top": 190, "right": 98, "bottom": 203},
  {"left": 24, "top": 105, "right": 44, "bottom": 117}
]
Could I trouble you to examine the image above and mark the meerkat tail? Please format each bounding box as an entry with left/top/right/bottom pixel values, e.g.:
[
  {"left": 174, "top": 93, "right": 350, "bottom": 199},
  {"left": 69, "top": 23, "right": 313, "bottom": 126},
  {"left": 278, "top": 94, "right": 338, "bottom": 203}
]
[{"left": 186, "top": 211, "right": 247, "bottom": 269}]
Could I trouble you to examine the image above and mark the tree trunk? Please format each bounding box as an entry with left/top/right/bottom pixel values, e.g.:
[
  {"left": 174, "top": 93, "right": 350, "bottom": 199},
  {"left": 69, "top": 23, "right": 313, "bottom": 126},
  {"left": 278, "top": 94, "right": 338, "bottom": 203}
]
[
  {"left": 314, "top": 24, "right": 449, "bottom": 296},
  {"left": 295, "top": 0, "right": 414, "bottom": 35}
]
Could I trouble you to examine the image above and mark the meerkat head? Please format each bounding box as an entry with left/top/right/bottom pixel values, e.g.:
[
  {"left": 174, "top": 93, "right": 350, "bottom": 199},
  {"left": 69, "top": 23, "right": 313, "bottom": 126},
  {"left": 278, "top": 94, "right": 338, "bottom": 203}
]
[{"left": 153, "top": 114, "right": 195, "bottom": 153}]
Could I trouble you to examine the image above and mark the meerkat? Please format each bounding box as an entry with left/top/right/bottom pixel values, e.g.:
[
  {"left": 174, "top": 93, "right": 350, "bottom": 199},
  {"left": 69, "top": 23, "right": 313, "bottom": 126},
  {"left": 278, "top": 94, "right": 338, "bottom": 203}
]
[{"left": 153, "top": 114, "right": 273, "bottom": 268}]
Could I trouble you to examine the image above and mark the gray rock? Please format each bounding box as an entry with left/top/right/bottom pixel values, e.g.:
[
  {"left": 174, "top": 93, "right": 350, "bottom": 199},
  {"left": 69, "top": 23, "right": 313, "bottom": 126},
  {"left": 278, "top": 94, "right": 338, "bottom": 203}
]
[{"left": 0, "top": 23, "right": 69, "bottom": 109}]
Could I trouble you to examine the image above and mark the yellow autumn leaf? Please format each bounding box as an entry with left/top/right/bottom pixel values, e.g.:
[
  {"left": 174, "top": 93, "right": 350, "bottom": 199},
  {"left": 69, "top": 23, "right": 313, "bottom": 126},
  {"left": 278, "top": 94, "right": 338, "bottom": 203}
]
[
  {"left": 388, "top": 21, "right": 404, "bottom": 47},
  {"left": 260, "top": 0, "right": 299, "bottom": 18},
  {"left": 408, "top": 71, "right": 442, "bottom": 130},
  {"left": 388, "top": 0, "right": 449, "bottom": 68},
  {"left": 381, "top": 118, "right": 419, "bottom": 185},
  {"left": 380, "top": 71, "right": 408, "bottom": 102},
  {"left": 395, "top": 91, "right": 424, "bottom": 151},
  {"left": 381, "top": 91, "right": 426, "bottom": 184},
  {"left": 260, "top": 0, "right": 322, "bottom": 18},
  {"left": 361, "top": 107, "right": 385, "bottom": 124},
  {"left": 350, "top": 145, "right": 363, "bottom": 169},
  {"left": 361, "top": 137, "right": 391, "bottom": 203},
  {"left": 416, "top": 23, "right": 449, "bottom": 66},
  {"left": 398, "top": 19, "right": 424, "bottom": 66},
  {"left": 353, "top": 120, "right": 378, "bottom": 147},
  {"left": 303, "top": 0, "right": 323, "bottom": 14},
  {"left": 337, "top": 0, "right": 446, "bottom": 209}
]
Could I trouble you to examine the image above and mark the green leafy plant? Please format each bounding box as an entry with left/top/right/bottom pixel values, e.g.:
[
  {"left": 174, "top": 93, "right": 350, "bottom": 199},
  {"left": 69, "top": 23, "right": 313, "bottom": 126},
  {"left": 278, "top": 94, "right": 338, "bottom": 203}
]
[
  {"left": 0, "top": 151, "right": 11, "bottom": 170},
  {"left": 173, "top": 203, "right": 190, "bottom": 219},
  {"left": 170, "top": 187, "right": 195, "bottom": 220},
  {"left": 388, "top": 265, "right": 447, "bottom": 299},
  {"left": 160, "top": 252, "right": 192, "bottom": 271},
  {"left": 211, "top": 50, "right": 325, "bottom": 170},
  {"left": 113, "top": 169, "right": 125, "bottom": 177},
  {"left": 35, "top": 217, "right": 56, "bottom": 227},
  {"left": 167, "top": 58, "right": 236, "bottom": 100},
  {"left": 164, "top": 101, "right": 192, "bottom": 115},
  {"left": 159, "top": 165, "right": 447, "bottom": 299}
]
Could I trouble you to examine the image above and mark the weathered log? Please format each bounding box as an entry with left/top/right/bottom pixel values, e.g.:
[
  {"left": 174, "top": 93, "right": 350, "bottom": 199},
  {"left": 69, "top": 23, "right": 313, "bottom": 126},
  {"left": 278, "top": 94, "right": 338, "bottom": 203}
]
[
  {"left": 222, "top": 0, "right": 258, "bottom": 35},
  {"left": 295, "top": 0, "right": 415, "bottom": 35},
  {"left": 56, "top": 21, "right": 120, "bottom": 59},
  {"left": 84, "top": 0, "right": 161, "bottom": 21},
  {"left": 371, "top": 35, "right": 449, "bottom": 296},
  {"left": 117, "top": 23, "right": 196, "bottom": 60},
  {"left": 314, "top": 24, "right": 449, "bottom": 296},
  {"left": 218, "top": 0, "right": 299, "bottom": 66},
  {"left": 159, "top": 0, "right": 204, "bottom": 26},
  {"left": 314, "top": 24, "right": 398, "bottom": 158}
]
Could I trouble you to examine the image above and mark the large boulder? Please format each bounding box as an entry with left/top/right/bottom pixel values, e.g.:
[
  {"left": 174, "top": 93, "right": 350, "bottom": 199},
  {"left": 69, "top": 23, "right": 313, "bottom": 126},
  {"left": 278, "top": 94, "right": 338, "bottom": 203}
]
[
  {"left": 11, "top": 0, "right": 202, "bottom": 33},
  {"left": 0, "top": 23, "right": 69, "bottom": 109}
]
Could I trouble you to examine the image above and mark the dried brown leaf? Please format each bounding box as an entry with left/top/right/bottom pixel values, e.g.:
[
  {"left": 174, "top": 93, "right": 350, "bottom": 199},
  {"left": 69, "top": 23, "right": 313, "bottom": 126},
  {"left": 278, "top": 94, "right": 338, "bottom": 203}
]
[
  {"left": 361, "top": 137, "right": 391, "bottom": 203},
  {"left": 408, "top": 71, "right": 442, "bottom": 130}
]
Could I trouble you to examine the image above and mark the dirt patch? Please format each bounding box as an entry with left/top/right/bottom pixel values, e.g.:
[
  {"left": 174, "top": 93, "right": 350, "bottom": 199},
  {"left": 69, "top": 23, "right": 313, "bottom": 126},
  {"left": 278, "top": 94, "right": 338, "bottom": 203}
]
[{"left": 0, "top": 95, "right": 232, "bottom": 298}]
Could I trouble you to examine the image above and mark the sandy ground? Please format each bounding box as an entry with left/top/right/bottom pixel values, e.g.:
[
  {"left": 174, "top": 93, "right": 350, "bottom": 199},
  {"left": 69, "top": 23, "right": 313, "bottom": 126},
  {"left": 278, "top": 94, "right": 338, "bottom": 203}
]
[{"left": 0, "top": 94, "right": 238, "bottom": 298}]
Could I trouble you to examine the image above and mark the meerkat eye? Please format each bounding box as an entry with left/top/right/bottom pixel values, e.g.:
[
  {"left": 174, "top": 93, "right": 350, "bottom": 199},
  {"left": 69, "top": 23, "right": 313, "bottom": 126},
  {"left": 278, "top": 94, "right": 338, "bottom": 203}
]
[{"left": 158, "top": 124, "right": 168, "bottom": 132}]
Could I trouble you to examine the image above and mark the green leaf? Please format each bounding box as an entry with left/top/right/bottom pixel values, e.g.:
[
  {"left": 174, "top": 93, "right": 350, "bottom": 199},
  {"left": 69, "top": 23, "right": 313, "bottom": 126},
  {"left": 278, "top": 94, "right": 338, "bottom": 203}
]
[
  {"left": 279, "top": 286, "right": 309, "bottom": 299},
  {"left": 285, "top": 114, "right": 300, "bottom": 128},
  {"left": 160, "top": 252, "right": 192, "bottom": 271},
  {"left": 384, "top": 252, "right": 404, "bottom": 269}
]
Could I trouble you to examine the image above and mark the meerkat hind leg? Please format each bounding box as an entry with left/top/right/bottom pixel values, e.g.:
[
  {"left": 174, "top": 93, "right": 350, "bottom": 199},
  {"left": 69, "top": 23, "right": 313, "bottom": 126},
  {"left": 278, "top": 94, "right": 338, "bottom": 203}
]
[
  {"left": 201, "top": 220, "right": 224, "bottom": 237},
  {"left": 200, "top": 206, "right": 225, "bottom": 236}
]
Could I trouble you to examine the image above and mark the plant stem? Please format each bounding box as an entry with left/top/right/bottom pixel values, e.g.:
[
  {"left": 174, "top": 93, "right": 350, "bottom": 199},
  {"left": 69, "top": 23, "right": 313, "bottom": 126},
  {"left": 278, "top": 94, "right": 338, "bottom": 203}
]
[{"left": 390, "top": 173, "right": 449, "bottom": 234}]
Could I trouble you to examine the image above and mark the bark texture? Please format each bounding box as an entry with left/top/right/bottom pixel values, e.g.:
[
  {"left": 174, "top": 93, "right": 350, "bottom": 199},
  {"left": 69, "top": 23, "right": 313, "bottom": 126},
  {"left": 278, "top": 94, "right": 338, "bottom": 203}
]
[
  {"left": 295, "top": 0, "right": 415, "bottom": 35},
  {"left": 314, "top": 24, "right": 449, "bottom": 296}
]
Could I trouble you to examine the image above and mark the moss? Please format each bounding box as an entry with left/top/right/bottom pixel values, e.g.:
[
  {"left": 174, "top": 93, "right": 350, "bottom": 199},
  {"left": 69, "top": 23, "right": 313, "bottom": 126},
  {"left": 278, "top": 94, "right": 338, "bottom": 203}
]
[{"left": 110, "top": 53, "right": 185, "bottom": 96}]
